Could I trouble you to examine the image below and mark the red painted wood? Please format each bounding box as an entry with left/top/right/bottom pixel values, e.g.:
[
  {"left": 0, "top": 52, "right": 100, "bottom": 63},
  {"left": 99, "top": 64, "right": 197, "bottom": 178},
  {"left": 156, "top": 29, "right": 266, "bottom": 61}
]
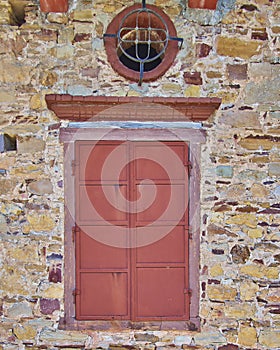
[
  {"left": 75, "top": 141, "right": 189, "bottom": 320},
  {"left": 40, "top": 0, "right": 68, "bottom": 12},
  {"left": 188, "top": 0, "right": 218, "bottom": 10}
]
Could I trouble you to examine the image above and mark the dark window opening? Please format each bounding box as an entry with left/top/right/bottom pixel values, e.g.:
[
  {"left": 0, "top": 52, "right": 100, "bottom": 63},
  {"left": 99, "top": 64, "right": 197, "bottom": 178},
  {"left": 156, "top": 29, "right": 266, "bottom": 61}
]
[{"left": 119, "top": 43, "right": 163, "bottom": 72}]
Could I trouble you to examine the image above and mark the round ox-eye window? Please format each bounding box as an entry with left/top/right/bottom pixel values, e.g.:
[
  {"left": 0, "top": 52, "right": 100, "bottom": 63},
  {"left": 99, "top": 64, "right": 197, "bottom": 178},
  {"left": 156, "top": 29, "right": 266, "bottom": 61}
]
[{"left": 104, "top": 1, "right": 183, "bottom": 85}]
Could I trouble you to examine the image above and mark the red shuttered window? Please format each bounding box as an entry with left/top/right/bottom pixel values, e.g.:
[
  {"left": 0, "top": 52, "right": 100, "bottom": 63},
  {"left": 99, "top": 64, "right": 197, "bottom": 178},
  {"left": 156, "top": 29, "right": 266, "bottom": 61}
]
[{"left": 74, "top": 141, "right": 190, "bottom": 321}]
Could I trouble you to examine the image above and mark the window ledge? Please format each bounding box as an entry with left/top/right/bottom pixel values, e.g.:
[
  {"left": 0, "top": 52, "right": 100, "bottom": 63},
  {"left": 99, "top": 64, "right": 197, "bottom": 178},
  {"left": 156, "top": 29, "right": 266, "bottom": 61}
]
[{"left": 45, "top": 95, "right": 221, "bottom": 122}]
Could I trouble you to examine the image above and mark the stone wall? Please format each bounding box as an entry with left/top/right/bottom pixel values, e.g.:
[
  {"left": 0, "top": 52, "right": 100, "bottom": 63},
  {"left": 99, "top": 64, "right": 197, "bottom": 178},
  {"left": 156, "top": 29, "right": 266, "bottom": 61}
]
[{"left": 0, "top": 0, "right": 279, "bottom": 349}]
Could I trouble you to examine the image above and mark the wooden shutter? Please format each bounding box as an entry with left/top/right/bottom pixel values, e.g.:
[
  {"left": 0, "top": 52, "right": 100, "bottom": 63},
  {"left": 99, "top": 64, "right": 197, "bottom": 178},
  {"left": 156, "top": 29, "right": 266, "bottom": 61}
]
[{"left": 74, "top": 141, "right": 189, "bottom": 321}]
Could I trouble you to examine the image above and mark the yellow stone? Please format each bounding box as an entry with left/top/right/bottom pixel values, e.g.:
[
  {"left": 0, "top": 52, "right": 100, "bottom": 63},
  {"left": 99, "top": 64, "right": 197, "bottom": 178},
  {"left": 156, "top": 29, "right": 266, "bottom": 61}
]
[
  {"left": 0, "top": 156, "right": 16, "bottom": 169},
  {"left": 210, "top": 264, "right": 224, "bottom": 277},
  {"left": 226, "top": 213, "right": 257, "bottom": 228},
  {"left": 208, "top": 285, "right": 237, "bottom": 301},
  {"left": 240, "top": 264, "right": 279, "bottom": 279},
  {"left": 1, "top": 265, "right": 29, "bottom": 295},
  {"left": 216, "top": 36, "right": 262, "bottom": 59},
  {"left": 184, "top": 85, "right": 200, "bottom": 97},
  {"left": 162, "top": 83, "right": 182, "bottom": 93},
  {"left": 0, "top": 89, "right": 16, "bottom": 103},
  {"left": 43, "top": 284, "right": 63, "bottom": 299},
  {"left": 14, "top": 324, "right": 37, "bottom": 340},
  {"left": 40, "top": 71, "right": 58, "bottom": 86},
  {"left": 238, "top": 326, "right": 257, "bottom": 347},
  {"left": 7, "top": 245, "right": 38, "bottom": 264},
  {"left": 251, "top": 183, "right": 269, "bottom": 198},
  {"left": 247, "top": 228, "right": 263, "bottom": 239},
  {"left": 238, "top": 137, "right": 279, "bottom": 150},
  {"left": 225, "top": 303, "right": 257, "bottom": 319},
  {"left": 30, "top": 93, "right": 47, "bottom": 110},
  {"left": 72, "top": 10, "right": 94, "bottom": 22},
  {"left": 259, "top": 330, "right": 280, "bottom": 348},
  {"left": 27, "top": 214, "right": 56, "bottom": 232},
  {"left": 210, "top": 91, "right": 238, "bottom": 104},
  {"left": 0, "top": 58, "right": 32, "bottom": 84}
]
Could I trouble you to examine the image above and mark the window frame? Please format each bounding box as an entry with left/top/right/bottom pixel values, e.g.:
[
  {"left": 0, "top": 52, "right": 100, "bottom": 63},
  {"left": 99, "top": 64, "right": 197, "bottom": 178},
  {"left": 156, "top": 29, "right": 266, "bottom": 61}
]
[{"left": 59, "top": 127, "right": 205, "bottom": 331}]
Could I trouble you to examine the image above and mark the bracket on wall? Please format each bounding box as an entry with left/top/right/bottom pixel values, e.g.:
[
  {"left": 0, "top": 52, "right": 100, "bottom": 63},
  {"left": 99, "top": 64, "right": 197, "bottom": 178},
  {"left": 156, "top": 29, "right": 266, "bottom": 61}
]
[{"left": 45, "top": 95, "right": 221, "bottom": 122}]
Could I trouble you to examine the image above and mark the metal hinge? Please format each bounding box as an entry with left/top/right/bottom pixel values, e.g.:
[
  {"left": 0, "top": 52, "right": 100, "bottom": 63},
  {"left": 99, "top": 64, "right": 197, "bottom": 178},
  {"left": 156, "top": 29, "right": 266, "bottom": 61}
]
[
  {"left": 184, "top": 288, "right": 192, "bottom": 298},
  {"left": 72, "top": 225, "right": 79, "bottom": 243},
  {"left": 185, "top": 161, "right": 192, "bottom": 175},
  {"left": 188, "top": 226, "right": 193, "bottom": 240},
  {"left": 72, "top": 288, "right": 80, "bottom": 304},
  {"left": 71, "top": 160, "right": 79, "bottom": 175}
]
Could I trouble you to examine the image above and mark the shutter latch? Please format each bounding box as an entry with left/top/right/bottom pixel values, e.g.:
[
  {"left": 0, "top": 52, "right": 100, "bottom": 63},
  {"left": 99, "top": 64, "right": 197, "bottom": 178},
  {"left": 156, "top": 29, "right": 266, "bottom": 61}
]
[
  {"left": 184, "top": 288, "right": 192, "bottom": 298},
  {"left": 72, "top": 289, "right": 80, "bottom": 304}
]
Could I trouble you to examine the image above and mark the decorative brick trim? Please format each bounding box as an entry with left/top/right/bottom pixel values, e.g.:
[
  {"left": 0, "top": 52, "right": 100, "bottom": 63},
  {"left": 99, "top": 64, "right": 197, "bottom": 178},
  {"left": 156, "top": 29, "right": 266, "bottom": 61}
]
[{"left": 45, "top": 94, "right": 221, "bottom": 122}]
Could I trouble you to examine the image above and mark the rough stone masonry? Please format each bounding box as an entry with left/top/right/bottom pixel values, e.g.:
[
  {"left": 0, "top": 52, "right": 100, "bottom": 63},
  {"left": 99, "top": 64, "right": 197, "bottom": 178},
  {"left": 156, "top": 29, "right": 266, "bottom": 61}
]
[{"left": 0, "top": 0, "right": 280, "bottom": 349}]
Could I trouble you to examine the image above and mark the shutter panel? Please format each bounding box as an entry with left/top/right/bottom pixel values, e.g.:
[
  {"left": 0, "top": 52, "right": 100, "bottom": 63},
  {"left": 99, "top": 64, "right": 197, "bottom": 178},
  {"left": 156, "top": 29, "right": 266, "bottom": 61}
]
[
  {"left": 75, "top": 141, "right": 130, "bottom": 320},
  {"left": 75, "top": 141, "right": 189, "bottom": 321}
]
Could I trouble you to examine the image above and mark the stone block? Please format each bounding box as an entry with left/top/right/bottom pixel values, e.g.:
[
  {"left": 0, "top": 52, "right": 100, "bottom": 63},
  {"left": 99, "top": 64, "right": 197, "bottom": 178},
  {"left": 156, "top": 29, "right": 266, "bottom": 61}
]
[
  {"left": 269, "top": 163, "right": 280, "bottom": 176},
  {"left": 219, "top": 111, "right": 260, "bottom": 128},
  {"left": 238, "top": 325, "right": 257, "bottom": 347},
  {"left": 207, "top": 285, "right": 237, "bottom": 301},
  {"left": 0, "top": 58, "right": 32, "bottom": 84},
  {"left": 7, "top": 245, "right": 38, "bottom": 264},
  {"left": 184, "top": 85, "right": 201, "bottom": 97},
  {"left": 259, "top": 330, "right": 280, "bottom": 348},
  {"left": 216, "top": 37, "right": 261, "bottom": 59},
  {"left": 17, "top": 136, "right": 45, "bottom": 154},
  {"left": 13, "top": 324, "right": 37, "bottom": 340},
  {"left": 43, "top": 284, "right": 64, "bottom": 299},
  {"left": 39, "top": 329, "right": 88, "bottom": 346},
  {"left": 7, "top": 302, "right": 33, "bottom": 319},
  {"left": 28, "top": 180, "right": 53, "bottom": 195},
  {"left": 240, "top": 264, "right": 279, "bottom": 279},
  {"left": 224, "top": 303, "right": 257, "bottom": 319},
  {"left": 72, "top": 9, "right": 94, "bottom": 22},
  {"left": 244, "top": 78, "right": 280, "bottom": 105},
  {"left": 226, "top": 213, "right": 257, "bottom": 228},
  {"left": 194, "top": 331, "right": 227, "bottom": 346},
  {"left": 230, "top": 245, "right": 250, "bottom": 264},
  {"left": 134, "top": 333, "right": 159, "bottom": 342},
  {"left": 0, "top": 88, "right": 16, "bottom": 103},
  {"left": 27, "top": 213, "right": 56, "bottom": 232},
  {"left": 240, "top": 280, "right": 259, "bottom": 301},
  {"left": 238, "top": 135, "right": 280, "bottom": 150},
  {"left": 183, "top": 71, "right": 202, "bottom": 85},
  {"left": 227, "top": 64, "right": 248, "bottom": 80},
  {"left": 173, "top": 335, "right": 192, "bottom": 346},
  {"left": 250, "top": 183, "right": 269, "bottom": 198},
  {"left": 40, "top": 298, "right": 60, "bottom": 315},
  {"left": 196, "top": 43, "right": 212, "bottom": 57},
  {"left": 0, "top": 179, "right": 17, "bottom": 195},
  {"left": 216, "top": 165, "right": 233, "bottom": 178}
]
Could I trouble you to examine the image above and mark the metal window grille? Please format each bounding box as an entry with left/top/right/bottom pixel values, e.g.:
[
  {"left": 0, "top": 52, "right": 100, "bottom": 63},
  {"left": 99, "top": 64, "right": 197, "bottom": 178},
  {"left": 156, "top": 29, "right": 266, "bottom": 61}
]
[{"left": 104, "top": 0, "right": 183, "bottom": 85}]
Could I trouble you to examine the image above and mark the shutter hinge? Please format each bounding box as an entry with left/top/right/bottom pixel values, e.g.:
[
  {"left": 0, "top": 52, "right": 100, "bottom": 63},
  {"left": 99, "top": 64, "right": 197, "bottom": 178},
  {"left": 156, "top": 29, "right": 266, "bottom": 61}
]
[
  {"left": 72, "top": 225, "right": 79, "bottom": 243},
  {"left": 184, "top": 288, "right": 192, "bottom": 298},
  {"left": 185, "top": 161, "right": 192, "bottom": 175},
  {"left": 71, "top": 160, "right": 79, "bottom": 175},
  {"left": 188, "top": 226, "right": 193, "bottom": 240},
  {"left": 72, "top": 288, "right": 80, "bottom": 304}
]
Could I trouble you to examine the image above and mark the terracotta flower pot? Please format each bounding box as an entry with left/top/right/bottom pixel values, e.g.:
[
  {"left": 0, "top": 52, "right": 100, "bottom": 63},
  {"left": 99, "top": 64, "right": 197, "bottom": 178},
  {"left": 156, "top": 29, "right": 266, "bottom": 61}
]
[
  {"left": 188, "top": 0, "right": 218, "bottom": 10},
  {"left": 40, "top": 0, "right": 68, "bottom": 13}
]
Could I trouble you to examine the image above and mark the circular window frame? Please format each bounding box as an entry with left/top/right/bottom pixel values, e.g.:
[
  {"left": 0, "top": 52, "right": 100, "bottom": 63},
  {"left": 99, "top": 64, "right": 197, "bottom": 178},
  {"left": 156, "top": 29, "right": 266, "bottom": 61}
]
[{"left": 104, "top": 4, "right": 180, "bottom": 83}]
